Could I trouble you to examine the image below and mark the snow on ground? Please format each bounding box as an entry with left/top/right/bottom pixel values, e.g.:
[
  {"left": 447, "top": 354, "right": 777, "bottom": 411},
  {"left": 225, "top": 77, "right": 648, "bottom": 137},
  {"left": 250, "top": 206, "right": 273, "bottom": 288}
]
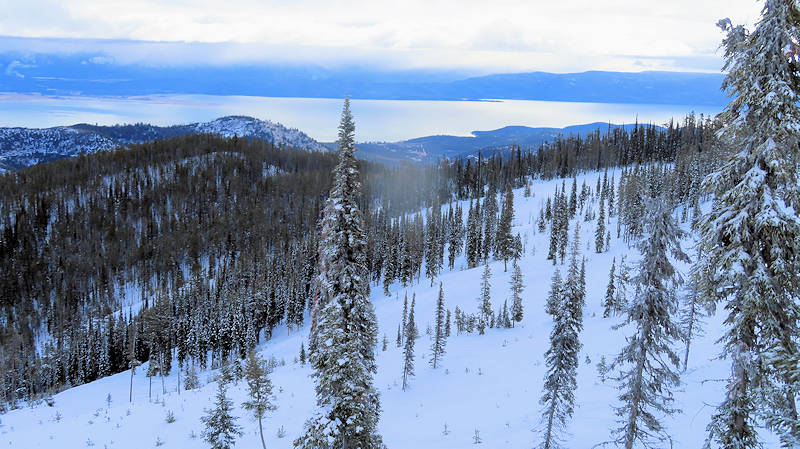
[{"left": 0, "top": 169, "right": 778, "bottom": 449}]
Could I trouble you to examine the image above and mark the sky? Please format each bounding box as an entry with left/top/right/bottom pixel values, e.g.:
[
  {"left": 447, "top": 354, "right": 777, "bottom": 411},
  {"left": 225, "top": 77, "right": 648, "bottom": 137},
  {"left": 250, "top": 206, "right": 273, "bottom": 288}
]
[{"left": 0, "top": 0, "right": 763, "bottom": 74}]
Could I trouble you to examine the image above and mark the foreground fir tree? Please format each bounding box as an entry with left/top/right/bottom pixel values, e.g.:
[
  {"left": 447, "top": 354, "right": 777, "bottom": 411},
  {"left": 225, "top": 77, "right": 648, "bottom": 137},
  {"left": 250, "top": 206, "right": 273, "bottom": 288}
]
[
  {"left": 603, "top": 258, "right": 616, "bottom": 318},
  {"left": 562, "top": 224, "right": 586, "bottom": 331},
  {"left": 478, "top": 262, "right": 493, "bottom": 328},
  {"left": 483, "top": 185, "right": 499, "bottom": 261},
  {"left": 431, "top": 283, "right": 447, "bottom": 369},
  {"left": 595, "top": 194, "right": 606, "bottom": 253},
  {"left": 242, "top": 351, "right": 277, "bottom": 449},
  {"left": 539, "top": 227, "right": 584, "bottom": 449},
  {"left": 202, "top": 383, "right": 243, "bottom": 449},
  {"left": 496, "top": 182, "right": 516, "bottom": 270},
  {"left": 545, "top": 269, "right": 563, "bottom": 317},
  {"left": 701, "top": 2, "right": 800, "bottom": 447},
  {"left": 296, "top": 97, "right": 383, "bottom": 449},
  {"left": 510, "top": 261, "right": 525, "bottom": 325},
  {"left": 403, "top": 295, "right": 417, "bottom": 390},
  {"left": 611, "top": 198, "right": 689, "bottom": 449}
]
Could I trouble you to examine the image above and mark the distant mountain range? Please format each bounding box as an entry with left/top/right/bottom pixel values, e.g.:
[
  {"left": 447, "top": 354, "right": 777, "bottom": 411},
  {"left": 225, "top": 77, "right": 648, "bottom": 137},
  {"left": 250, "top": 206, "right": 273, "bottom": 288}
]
[
  {"left": 0, "top": 116, "right": 655, "bottom": 171},
  {"left": 0, "top": 116, "right": 326, "bottom": 171},
  {"left": 338, "top": 122, "right": 648, "bottom": 164},
  {"left": 1, "top": 50, "right": 726, "bottom": 105}
]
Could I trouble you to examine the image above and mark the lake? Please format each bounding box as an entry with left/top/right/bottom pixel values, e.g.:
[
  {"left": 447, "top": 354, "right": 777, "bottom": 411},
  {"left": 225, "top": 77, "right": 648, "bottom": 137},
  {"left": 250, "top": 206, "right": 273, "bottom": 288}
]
[{"left": 0, "top": 93, "right": 721, "bottom": 142}]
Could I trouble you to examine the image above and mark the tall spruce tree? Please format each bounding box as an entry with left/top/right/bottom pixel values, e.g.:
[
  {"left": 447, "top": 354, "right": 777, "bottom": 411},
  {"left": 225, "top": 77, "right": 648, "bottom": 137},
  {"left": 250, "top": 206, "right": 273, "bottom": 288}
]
[
  {"left": 483, "top": 185, "right": 499, "bottom": 262},
  {"left": 546, "top": 269, "right": 563, "bottom": 317},
  {"left": 431, "top": 283, "right": 447, "bottom": 369},
  {"left": 557, "top": 186, "right": 570, "bottom": 264},
  {"left": 496, "top": 182, "right": 516, "bottom": 271},
  {"left": 426, "top": 198, "right": 443, "bottom": 285},
  {"left": 297, "top": 97, "right": 382, "bottom": 449},
  {"left": 448, "top": 204, "right": 464, "bottom": 270},
  {"left": 611, "top": 198, "right": 688, "bottom": 449},
  {"left": 466, "top": 199, "right": 482, "bottom": 269},
  {"left": 603, "top": 258, "right": 617, "bottom": 318},
  {"left": 478, "top": 262, "right": 493, "bottom": 328},
  {"left": 562, "top": 224, "right": 586, "bottom": 332},
  {"left": 539, "top": 230, "right": 582, "bottom": 449},
  {"left": 402, "top": 295, "right": 417, "bottom": 390},
  {"left": 701, "top": 3, "right": 800, "bottom": 447},
  {"left": 595, "top": 194, "right": 606, "bottom": 253},
  {"left": 510, "top": 261, "right": 525, "bottom": 325}
]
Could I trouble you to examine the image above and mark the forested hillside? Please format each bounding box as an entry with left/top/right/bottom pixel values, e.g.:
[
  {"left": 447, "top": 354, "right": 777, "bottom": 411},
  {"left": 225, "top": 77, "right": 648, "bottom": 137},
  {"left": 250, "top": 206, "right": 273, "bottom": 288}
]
[{"left": 0, "top": 114, "right": 715, "bottom": 410}]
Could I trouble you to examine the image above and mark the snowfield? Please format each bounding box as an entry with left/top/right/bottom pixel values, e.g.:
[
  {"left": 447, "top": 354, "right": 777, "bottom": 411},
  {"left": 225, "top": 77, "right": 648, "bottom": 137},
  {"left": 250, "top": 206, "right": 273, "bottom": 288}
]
[{"left": 0, "top": 169, "right": 779, "bottom": 449}]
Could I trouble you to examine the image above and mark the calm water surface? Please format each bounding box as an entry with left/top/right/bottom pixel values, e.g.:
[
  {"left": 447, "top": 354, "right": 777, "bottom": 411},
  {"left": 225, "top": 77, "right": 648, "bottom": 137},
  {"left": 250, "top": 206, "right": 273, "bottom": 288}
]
[{"left": 0, "top": 94, "right": 721, "bottom": 142}]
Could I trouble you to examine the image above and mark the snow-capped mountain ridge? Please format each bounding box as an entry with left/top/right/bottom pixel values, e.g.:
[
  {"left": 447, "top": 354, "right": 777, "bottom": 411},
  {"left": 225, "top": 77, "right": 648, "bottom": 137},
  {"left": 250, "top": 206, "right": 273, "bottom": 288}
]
[{"left": 0, "top": 116, "right": 326, "bottom": 171}]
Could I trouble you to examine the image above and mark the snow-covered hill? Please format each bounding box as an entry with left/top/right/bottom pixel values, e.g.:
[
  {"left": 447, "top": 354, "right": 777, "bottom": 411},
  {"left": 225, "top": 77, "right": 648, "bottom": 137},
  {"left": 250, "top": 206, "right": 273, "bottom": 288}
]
[
  {"left": 0, "top": 116, "right": 326, "bottom": 171},
  {"left": 0, "top": 170, "right": 778, "bottom": 449}
]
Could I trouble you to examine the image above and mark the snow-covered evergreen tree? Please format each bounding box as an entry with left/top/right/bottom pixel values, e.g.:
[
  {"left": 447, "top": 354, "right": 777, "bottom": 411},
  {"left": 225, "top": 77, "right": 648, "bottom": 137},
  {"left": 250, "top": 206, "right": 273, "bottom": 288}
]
[
  {"left": 556, "top": 185, "right": 570, "bottom": 263},
  {"left": 496, "top": 183, "right": 516, "bottom": 270},
  {"left": 510, "top": 261, "right": 525, "bottom": 325},
  {"left": 483, "top": 185, "right": 499, "bottom": 262},
  {"left": 562, "top": 224, "right": 585, "bottom": 331},
  {"left": 700, "top": 2, "right": 800, "bottom": 447},
  {"left": 611, "top": 198, "right": 688, "bottom": 449},
  {"left": 448, "top": 204, "right": 464, "bottom": 270},
  {"left": 431, "top": 283, "right": 447, "bottom": 369},
  {"left": 466, "top": 199, "right": 483, "bottom": 269},
  {"left": 595, "top": 194, "right": 606, "bottom": 253},
  {"left": 603, "top": 258, "right": 616, "bottom": 318},
  {"left": 426, "top": 197, "right": 443, "bottom": 285},
  {"left": 539, "top": 229, "right": 583, "bottom": 449},
  {"left": 478, "top": 262, "right": 493, "bottom": 328},
  {"left": 201, "top": 383, "right": 242, "bottom": 449},
  {"left": 568, "top": 177, "right": 578, "bottom": 219},
  {"left": 546, "top": 269, "right": 563, "bottom": 317},
  {"left": 297, "top": 97, "right": 383, "bottom": 449},
  {"left": 403, "top": 295, "right": 417, "bottom": 390},
  {"left": 613, "top": 255, "right": 631, "bottom": 316}
]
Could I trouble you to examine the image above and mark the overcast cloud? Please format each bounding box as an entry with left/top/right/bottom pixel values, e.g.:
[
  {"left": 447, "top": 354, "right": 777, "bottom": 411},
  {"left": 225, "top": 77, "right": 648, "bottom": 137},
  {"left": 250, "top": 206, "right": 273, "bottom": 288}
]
[{"left": 0, "top": 0, "right": 763, "bottom": 73}]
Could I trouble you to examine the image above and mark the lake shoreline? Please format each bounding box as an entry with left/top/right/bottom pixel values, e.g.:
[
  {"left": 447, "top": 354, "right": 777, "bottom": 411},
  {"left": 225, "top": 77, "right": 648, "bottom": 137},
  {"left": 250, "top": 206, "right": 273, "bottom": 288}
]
[{"left": 0, "top": 93, "right": 721, "bottom": 142}]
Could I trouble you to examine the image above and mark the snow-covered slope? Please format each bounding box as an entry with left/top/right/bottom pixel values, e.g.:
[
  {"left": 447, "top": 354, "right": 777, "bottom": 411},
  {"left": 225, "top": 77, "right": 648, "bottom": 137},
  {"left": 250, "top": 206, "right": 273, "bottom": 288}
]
[
  {"left": 0, "top": 116, "right": 326, "bottom": 171},
  {"left": 0, "top": 170, "right": 778, "bottom": 449},
  {"left": 0, "top": 127, "right": 118, "bottom": 170}
]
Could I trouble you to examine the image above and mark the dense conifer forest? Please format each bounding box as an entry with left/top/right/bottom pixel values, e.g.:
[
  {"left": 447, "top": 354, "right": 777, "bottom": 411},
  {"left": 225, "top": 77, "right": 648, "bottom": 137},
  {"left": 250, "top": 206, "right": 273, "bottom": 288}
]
[{"left": 0, "top": 115, "right": 718, "bottom": 409}]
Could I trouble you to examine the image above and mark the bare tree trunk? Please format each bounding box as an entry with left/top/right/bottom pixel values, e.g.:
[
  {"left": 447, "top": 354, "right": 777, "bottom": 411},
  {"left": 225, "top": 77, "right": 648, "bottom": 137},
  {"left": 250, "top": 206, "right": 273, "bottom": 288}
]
[
  {"left": 160, "top": 354, "right": 166, "bottom": 395},
  {"left": 258, "top": 417, "right": 266, "bottom": 449}
]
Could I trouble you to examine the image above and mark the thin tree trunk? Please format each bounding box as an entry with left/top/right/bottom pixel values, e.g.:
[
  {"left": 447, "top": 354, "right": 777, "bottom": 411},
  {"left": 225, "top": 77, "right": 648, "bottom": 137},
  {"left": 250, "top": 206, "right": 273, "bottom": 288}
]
[
  {"left": 683, "top": 297, "right": 696, "bottom": 371},
  {"left": 161, "top": 355, "right": 166, "bottom": 395},
  {"left": 542, "top": 394, "right": 557, "bottom": 449},
  {"left": 625, "top": 337, "right": 647, "bottom": 449},
  {"left": 258, "top": 416, "right": 266, "bottom": 449}
]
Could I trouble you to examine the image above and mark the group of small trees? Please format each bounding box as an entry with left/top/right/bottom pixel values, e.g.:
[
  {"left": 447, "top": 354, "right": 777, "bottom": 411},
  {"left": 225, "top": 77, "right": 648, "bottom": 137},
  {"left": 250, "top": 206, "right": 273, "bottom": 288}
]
[{"left": 202, "top": 351, "right": 275, "bottom": 449}]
